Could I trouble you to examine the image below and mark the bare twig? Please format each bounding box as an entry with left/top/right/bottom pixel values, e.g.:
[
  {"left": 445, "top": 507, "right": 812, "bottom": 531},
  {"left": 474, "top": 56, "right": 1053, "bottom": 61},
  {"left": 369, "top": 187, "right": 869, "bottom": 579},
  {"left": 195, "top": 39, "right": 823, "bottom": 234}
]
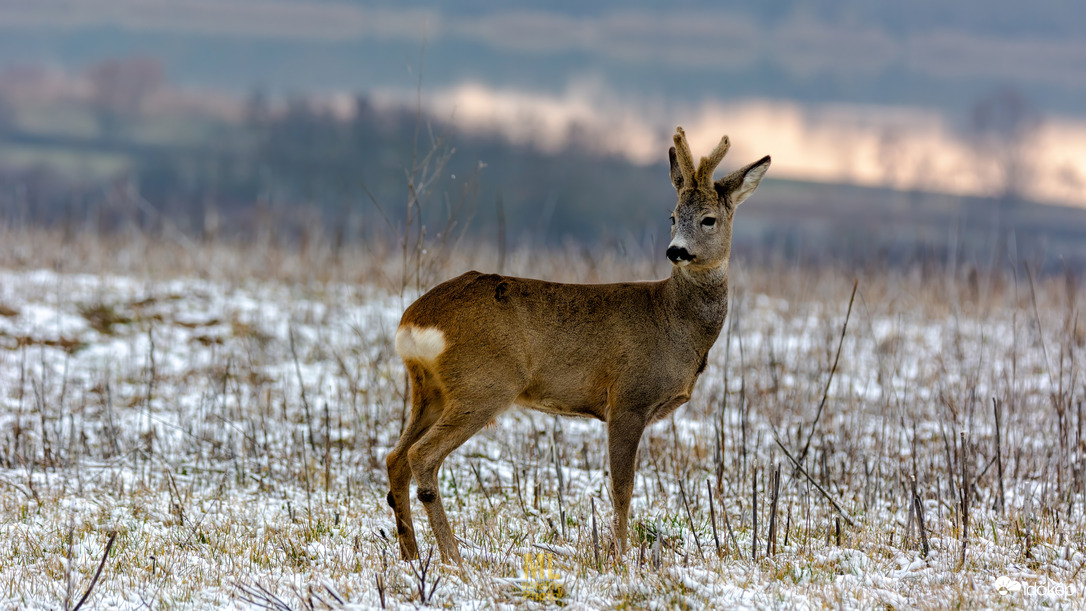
[
  {"left": 678, "top": 478, "right": 704, "bottom": 560},
  {"left": 798, "top": 278, "right": 858, "bottom": 465},
  {"left": 470, "top": 461, "right": 494, "bottom": 511},
  {"left": 959, "top": 431, "right": 969, "bottom": 569},
  {"left": 707, "top": 479, "right": 722, "bottom": 557},
  {"left": 323, "top": 401, "right": 332, "bottom": 499},
  {"left": 1024, "top": 263, "right": 1053, "bottom": 385},
  {"left": 71, "top": 530, "right": 117, "bottom": 611},
  {"left": 914, "top": 497, "right": 930, "bottom": 558},
  {"left": 751, "top": 464, "right": 758, "bottom": 562},
  {"left": 289, "top": 325, "right": 318, "bottom": 455},
  {"left": 235, "top": 580, "right": 292, "bottom": 611},
  {"left": 408, "top": 546, "right": 442, "bottom": 605},
  {"left": 773, "top": 433, "right": 855, "bottom": 528},
  {"left": 994, "top": 399, "right": 1006, "bottom": 516},
  {"left": 375, "top": 573, "right": 386, "bottom": 609},
  {"left": 591, "top": 497, "right": 601, "bottom": 569},
  {"left": 766, "top": 464, "right": 781, "bottom": 557},
  {"left": 552, "top": 427, "right": 567, "bottom": 540},
  {"left": 720, "top": 494, "right": 739, "bottom": 554},
  {"left": 0, "top": 476, "right": 35, "bottom": 501},
  {"left": 911, "top": 477, "right": 929, "bottom": 558}
]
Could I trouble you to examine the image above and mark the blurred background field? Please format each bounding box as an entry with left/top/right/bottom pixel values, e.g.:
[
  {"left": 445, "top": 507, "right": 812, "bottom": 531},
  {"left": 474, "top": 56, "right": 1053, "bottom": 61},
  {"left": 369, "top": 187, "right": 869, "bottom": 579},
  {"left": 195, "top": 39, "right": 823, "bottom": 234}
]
[{"left": 0, "top": 2, "right": 1085, "bottom": 609}]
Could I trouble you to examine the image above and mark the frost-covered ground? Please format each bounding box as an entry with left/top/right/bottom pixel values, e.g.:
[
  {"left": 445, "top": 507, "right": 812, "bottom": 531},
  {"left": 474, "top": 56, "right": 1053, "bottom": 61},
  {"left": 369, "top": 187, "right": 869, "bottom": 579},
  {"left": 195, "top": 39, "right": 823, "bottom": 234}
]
[{"left": 0, "top": 261, "right": 1083, "bottom": 610}]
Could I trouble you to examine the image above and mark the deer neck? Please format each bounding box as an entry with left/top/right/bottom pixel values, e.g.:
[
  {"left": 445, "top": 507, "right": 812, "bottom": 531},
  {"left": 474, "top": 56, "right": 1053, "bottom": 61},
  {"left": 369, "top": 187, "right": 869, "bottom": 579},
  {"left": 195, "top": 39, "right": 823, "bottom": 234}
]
[{"left": 666, "top": 262, "right": 730, "bottom": 348}]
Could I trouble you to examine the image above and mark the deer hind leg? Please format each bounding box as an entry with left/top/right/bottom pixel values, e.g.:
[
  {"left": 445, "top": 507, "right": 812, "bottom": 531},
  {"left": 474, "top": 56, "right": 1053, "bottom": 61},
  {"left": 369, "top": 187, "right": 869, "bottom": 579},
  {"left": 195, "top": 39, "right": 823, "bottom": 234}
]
[
  {"left": 408, "top": 385, "right": 519, "bottom": 565},
  {"left": 386, "top": 362, "right": 444, "bottom": 561}
]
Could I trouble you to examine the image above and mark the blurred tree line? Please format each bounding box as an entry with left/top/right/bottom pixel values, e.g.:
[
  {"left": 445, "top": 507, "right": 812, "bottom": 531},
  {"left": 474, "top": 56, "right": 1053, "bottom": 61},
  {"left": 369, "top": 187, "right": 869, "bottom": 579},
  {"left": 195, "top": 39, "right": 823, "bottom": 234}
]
[
  {"left": 129, "top": 92, "right": 672, "bottom": 248},
  {"left": 0, "top": 73, "right": 673, "bottom": 251},
  {"left": 2, "top": 70, "right": 1085, "bottom": 274}
]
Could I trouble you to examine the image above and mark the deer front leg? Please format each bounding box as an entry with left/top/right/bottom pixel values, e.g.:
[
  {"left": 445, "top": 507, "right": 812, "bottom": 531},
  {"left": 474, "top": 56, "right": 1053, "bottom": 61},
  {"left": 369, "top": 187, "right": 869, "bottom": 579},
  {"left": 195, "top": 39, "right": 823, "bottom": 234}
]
[{"left": 607, "top": 410, "right": 647, "bottom": 557}]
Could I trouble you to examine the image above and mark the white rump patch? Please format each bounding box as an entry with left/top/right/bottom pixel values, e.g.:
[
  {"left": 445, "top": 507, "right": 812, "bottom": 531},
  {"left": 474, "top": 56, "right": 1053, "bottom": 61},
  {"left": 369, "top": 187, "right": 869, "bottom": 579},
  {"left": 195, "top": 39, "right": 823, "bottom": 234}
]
[{"left": 394, "top": 326, "right": 446, "bottom": 362}]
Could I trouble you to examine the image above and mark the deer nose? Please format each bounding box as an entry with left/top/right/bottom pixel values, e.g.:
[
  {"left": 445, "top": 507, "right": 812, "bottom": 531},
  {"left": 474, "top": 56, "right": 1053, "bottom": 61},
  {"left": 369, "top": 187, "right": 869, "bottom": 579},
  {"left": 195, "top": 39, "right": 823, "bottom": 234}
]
[{"left": 666, "top": 245, "right": 694, "bottom": 264}]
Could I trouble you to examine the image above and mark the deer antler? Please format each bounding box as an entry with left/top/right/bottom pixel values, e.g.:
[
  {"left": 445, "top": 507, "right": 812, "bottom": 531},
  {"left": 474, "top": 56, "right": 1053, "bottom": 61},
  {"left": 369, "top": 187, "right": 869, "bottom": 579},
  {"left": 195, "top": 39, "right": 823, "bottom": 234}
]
[
  {"left": 672, "top": 127, "right": 696, "bottom": 188},
  {"left": 695, "top": 135, "right": 731, "bottom": 186}
]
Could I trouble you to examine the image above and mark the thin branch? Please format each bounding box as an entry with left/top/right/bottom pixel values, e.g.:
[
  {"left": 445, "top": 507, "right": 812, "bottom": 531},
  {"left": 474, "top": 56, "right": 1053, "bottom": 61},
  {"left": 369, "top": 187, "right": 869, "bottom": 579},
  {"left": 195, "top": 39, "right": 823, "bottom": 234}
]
[
  {"left": 289, "top": 325, "right": 318, "bottom": 455},
  {"left": 773, "top": 433, "right": 855, "bottom": 528},
  {"left": 798, "top": 278, "right": 859, "bottom": 465},
  {"left": 71, "top": 530, "right": 117, "bottom": 611}
]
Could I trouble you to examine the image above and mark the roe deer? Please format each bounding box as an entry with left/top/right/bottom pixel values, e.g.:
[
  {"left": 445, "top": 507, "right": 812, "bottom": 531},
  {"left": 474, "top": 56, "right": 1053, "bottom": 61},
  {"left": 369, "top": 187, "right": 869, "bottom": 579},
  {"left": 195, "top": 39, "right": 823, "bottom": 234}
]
[{"left": 386, "top": 127, "right": 770, "bottom": 563}]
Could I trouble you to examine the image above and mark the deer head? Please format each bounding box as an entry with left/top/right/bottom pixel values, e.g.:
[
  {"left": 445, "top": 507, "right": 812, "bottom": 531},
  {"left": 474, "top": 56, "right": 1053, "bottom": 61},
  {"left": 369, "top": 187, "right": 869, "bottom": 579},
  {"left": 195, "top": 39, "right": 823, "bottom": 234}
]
[{"left": 667, "top": 126, "right": 771, "bottom": 273}]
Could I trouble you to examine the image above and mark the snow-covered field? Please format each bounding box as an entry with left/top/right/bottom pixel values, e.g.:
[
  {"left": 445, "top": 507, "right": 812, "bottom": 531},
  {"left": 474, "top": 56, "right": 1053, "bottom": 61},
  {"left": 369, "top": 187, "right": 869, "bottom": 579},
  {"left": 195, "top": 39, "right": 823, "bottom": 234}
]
[{"left": 0, "top": 247, "right": 1083, "bottom": 609}]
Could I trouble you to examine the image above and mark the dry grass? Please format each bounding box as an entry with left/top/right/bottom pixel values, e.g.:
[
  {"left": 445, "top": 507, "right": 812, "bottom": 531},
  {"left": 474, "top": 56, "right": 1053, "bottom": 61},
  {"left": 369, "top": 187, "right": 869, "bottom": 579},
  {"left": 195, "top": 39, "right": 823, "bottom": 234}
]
[{"left": 0, "top": 226, "right": 1083, "bottom": 609}]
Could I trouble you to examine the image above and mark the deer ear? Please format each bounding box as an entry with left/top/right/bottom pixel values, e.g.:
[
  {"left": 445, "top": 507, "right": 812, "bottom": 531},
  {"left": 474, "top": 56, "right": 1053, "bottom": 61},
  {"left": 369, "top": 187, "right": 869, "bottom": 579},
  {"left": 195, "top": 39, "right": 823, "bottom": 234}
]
[
  {"left": 715, "top": 155, "right": 771, "bottom": 209},
  {"left": 669, "top": 147, "right": 684, "bottom": 191}
]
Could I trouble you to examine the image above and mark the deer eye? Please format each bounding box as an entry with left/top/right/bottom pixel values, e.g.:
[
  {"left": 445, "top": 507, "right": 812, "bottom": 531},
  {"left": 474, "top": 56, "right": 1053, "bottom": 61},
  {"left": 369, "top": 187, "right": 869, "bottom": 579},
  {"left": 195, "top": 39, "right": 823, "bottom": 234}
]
[
  {"left": 701, "top": 217, "right": 717, "bottom": 227},
  {"left": 670, "top": 215, "right": 676, "bottom": 225}
]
